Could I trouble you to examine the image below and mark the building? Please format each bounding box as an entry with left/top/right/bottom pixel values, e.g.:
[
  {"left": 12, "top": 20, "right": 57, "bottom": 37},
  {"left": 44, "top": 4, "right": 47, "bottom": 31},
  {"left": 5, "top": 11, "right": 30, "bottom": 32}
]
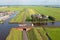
[{"left": 0, "top": 11, "right": 14, "bottom": 21}]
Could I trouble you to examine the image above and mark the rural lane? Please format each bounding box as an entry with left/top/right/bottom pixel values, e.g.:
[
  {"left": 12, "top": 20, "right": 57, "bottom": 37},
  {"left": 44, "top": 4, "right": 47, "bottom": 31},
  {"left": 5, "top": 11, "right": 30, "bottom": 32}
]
[{"left": 23, "top": 30, "right": 28, "bottom": 40}]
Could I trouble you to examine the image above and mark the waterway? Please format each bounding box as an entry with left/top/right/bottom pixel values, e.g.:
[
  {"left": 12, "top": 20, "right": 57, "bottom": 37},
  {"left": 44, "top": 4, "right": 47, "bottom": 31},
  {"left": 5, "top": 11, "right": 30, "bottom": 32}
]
[
  {"left": 0, "top": 11, "right": 19, "bottom": 40},
  {"left": 0, "top": 11, "right": 60, "bottom": 40}
]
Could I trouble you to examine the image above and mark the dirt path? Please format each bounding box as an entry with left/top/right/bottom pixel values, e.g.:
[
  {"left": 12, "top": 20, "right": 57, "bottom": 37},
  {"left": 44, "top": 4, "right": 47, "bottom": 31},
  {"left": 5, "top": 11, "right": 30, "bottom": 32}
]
[
  {"left": 42, "top": 27, "right": 52, "bottom": 40},
  {"left": 22, "top": 9, "right": 28, "bottom": 23},
  {"left": 23, "top": 30, "right": 28, "bottom": 40}
]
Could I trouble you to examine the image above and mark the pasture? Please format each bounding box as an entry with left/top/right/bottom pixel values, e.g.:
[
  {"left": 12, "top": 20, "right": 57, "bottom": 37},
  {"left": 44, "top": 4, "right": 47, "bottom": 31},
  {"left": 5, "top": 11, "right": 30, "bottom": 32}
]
[
  {"left": 0, "top": 6, "right": 60, "bottom": 40},
  {"left": 45, "top": 27, "right": 60, "bottom": 40},
  {"left": 6, "top": 28, "right": 23, "bottom": 40},
  {"left": 6, "top": 27, "right": 60, "bottom": 40},
  {"left": 9, "top": 6, "right": 60, "bottom": 23}
]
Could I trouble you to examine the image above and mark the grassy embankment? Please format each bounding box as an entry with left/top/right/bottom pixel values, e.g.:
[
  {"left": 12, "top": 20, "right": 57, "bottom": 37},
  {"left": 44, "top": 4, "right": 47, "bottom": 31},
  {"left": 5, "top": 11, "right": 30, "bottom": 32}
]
[
  {"left": 27, "top": 28, "right": 42, "bottom": 40},
  {"left": 6, "top": 28, "right": 23, "bottom": 40},
  {"left": 0, "top": 6, "right": 24, "bottom": 23},
  {"left": 45, "top": 27, "right": 60, "bottom": 40},
  {"left": 36, "top": 27, "right": 48, "bottom": 40},
  {"left": 26, "top": 8, "right": 36, "bottom": 21},
  {"left": 34, "top": 27, "right": 60, "bottom": 40},
  {"left": 10, "top": 8, "right": 36, "bottom": 23},
  {"left": 6, "top": 27, "right": 60, "bottom": 40},
  {"left": 9, "top": 9, "right": 26, "bottom": 23}
]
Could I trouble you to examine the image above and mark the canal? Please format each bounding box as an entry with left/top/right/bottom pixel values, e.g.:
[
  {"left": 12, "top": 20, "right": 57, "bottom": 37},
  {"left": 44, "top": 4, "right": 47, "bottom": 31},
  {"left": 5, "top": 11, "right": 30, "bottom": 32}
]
[
  {"left": 0, "top": 11, "right": 60, "bottom": 40},
  {"left": 0, "top": 11, "right": 19, "bottom": 40}
]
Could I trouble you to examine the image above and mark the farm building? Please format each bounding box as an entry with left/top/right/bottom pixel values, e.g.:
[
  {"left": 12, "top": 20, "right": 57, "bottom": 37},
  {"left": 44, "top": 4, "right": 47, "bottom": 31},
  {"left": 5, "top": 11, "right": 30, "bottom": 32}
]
[{"left": 31, "top": 14, "right": 55, "bottom": 25}]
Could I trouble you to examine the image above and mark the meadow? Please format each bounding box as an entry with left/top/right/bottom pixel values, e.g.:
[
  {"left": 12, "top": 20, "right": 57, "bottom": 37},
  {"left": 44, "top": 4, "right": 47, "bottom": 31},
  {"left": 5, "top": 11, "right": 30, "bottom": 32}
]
[
  {"left": 0, "top": 6, "right": 60, "bottom": 40},
  {"left": 27, "top": 28, "right": 41, "bottom": 40},
  {"left": 33, "top": 6, "right": 60, "bottom": 21},
  {"left": 6, "top": 28, "right": 23, "bottom": 40},
  {"left": 45, "top": 27, "right": 60, "bottom": 40},
  {"left": 6, "top": 27, "right": 60, "bottom": 40},
  {"left": 9, "top": 6, "right": 60, "bottom": 23}
]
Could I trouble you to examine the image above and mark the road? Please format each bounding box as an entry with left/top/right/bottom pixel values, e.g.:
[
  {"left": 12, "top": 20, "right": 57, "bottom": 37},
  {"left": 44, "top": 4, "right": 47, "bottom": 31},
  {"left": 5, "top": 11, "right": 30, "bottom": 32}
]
[{"left": 23, "top": 30, "right": 28, "bottom": 40}]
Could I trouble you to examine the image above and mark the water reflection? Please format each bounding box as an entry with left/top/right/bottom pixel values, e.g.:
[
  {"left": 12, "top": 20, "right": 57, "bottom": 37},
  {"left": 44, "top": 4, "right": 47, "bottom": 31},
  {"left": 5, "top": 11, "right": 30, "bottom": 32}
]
[
  {"left": 0, "top": 11, "right": 60, "bottom": 40},
  {"left": 47, "top": 22, "right": 60, "bottom": 26}
]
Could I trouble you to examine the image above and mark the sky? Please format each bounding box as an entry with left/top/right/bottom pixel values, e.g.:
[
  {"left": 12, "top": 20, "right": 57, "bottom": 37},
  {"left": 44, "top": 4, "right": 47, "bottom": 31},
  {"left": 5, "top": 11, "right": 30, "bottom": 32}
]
[{"left": 0, "top": 0, "right": 60, "bottom": 5}]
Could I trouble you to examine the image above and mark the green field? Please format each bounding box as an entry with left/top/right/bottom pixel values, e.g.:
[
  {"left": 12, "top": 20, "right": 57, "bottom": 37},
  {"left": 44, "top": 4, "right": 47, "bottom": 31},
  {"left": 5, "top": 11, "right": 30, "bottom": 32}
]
[
  {"left": 6, "top": 27, "right": 60, "bottom": 40},
  {"left": 27, "top": 28, "right": 41, "bottom": 40},
  {"left": 9, "top": 8, "right": 36, "bottom": 23},
  {"left": 6, "top": 28, "right": 23, "bottom": 40},
  {"left": 36, "top": 27, "right": 48, "bottom": 40},
  {"left": 45, "top": 27, "right": 60, "bottom": 40},
  {"left": 1, "top": 6, "right": 60, "bottom": 40},
  {"left": 33, "top": 6, "right": 60, "bottom": 21},
  {"left": 0, "top": 6, "right": 24, "bottom": 11},
  {"left": 10, "top": 11, "right": 26, "bottom": 23},
  {"left": 8, "top": 6, "right": 60, "bottom": 23},
  {"left": 34, "top": 27, "right": 60, "bottom": 40}
]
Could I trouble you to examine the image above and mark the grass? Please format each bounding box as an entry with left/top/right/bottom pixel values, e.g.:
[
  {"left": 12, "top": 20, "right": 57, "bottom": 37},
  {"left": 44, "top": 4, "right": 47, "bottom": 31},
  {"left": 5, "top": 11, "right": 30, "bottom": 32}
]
[
  {"left": 33, "top": 6, "right": 60, "bottom": 21},
  {"left": 27, "top": 28, "right": 41, "bottom": 40},
  {"left": 45, "top": 27, "right": 60, "bottom": 40},
  {"left": 6, "top": 28, "right": 23, "bottom": 40},
  {"left": 6, "top": 27, "right": 60, "bottom": 40},
  {"left": 9, "top": 6, "right": 60, "bottom": 23},
  {"left": 0, "top": 6, "right": 60, "bottom": 21},
  {"left": 35, "top": 27, "right": 60, "bottom": 40},
  {"left": 0, "top": 6, "right": 24, "bottom": 23},
  {"left": 0, "top": 6, "right": 60, "bottom": 40},
  {"left": 26, "top": 8, "right": 36, "bottom": 21},
  {"left": 10, "top": 8, "right": 37, "bottom": 23},
  {"left": 36, "top": 27, "right": 48, "bottom": 40},
  {"left": 0, "top": 6, "right": 24, "bottom": 11},
  {"left": 9, "top": 10, "right": 26, "bottom": 23}
]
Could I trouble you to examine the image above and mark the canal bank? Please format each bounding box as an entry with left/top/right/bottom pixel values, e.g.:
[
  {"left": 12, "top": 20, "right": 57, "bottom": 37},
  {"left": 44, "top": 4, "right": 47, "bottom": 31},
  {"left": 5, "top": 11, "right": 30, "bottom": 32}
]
[{"left": 0, "top": 11, "right": 19, "bottom": 40}]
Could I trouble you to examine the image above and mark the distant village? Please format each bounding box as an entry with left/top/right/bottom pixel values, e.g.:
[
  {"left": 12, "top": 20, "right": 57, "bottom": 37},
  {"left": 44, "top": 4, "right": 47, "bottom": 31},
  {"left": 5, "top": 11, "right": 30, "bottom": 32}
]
[{"left": 0, "top": 11, "right": 14, "bottom": 21}]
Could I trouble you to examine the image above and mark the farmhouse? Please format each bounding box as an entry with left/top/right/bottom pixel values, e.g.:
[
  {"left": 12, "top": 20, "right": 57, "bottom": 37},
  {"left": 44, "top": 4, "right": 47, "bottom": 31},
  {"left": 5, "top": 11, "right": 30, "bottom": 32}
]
[
  {"left": 31, "top": 14, "right": 55, "bottom": 25},
  {"left": 31, "top": 14, "right": 55, "bottom": 21},
  {"left": 31, "top": 14, "right": 48, "bottom": 21}
]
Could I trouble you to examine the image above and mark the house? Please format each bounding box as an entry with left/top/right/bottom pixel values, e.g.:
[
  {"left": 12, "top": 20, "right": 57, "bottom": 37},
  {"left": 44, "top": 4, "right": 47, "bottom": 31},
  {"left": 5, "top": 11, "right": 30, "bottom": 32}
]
[
  {"left": 0, "top": 15, "right": 10, "bottom": 21},
  {"left": 0, "top": 11, "right": 14, "bottom": 21}
]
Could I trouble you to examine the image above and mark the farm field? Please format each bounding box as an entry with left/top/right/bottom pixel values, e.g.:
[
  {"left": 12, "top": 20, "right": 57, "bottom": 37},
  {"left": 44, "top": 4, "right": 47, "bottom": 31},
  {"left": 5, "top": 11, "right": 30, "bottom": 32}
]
[
  {"left": 6, "top": 28, "right": 23, "bottom": 40},
  {"left": 9, "top": 6, "right": 60, "bottom": 23},
  {"left": 36, "top": 27, "right": 60, "bottom": 40},
  {"left": 27, "top": 28, "right": 41, "bottom": 40},
  {"left": 9, "top": 11, "right": 26, "bottom": 23},
  {"left": 0, "top": 6, "right": 24, "bottom": 11},
  {"left": 0, "top": 6, "right": 24, "bottom": 23},
  {"left": 6, "top": 27, "right": 60, "bottom": 40},
  {"left": 36, "top": 27, "right": 48, "bottom": 40},
  {"left": 33, "top": 6, "right": 60, "bottom": 21},
  {"left": 45, "top": 27, "right": 60, "bottom": 40},
  {"left": 0, "top": 6, "right": 60, "bottom": 40},
  {"left": 10, "top": 8, "right": 36, "bottom": 23}
]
